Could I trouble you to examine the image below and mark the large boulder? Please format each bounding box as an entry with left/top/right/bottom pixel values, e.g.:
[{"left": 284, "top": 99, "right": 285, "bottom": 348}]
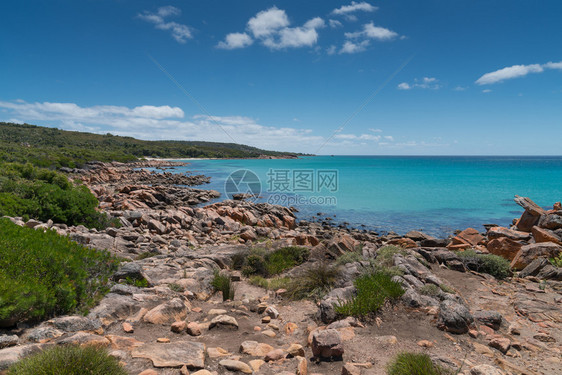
[
  {"left": 437, "top": 300, "right": 474, "bottom": 334},
  {"left": 447, "top": 228, "right": 484, "bottom": 250},
  {"left": 487, "top": 227, "right": 531, "bottom": 241},
  {"left": 143, "top": 298, "right": 189, "bottom": 325},
  {"left": 112, "top": 262, "right": 152, "bottom": 286},
  {"left": 510, "top": 242, "right": 562, "bottom": 270},
  {"left": 132, "top": 341, "right": 205, "bottom": 369},
  {"left": 514, "top": 196, "right": 544, "bottom": 232},
  {"left": 486, "top": 237, "right": 522, "bottom": 261},
  {"left": 532, "top": 226, "right": 562, "bottom": 245},
  {"left": 538, "top": 212, "right": 562, "bottom": 230},
  {"left": 311, "top": 329, "right": 344, "bottom": 359},
  {"left": 519, "top": 257, "right": 550, "bottom": 278}
]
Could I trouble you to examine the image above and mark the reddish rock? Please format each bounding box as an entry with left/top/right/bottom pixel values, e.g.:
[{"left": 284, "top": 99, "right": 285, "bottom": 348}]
[
  {"left": 514, "top": 195, "right": 545, "bottom": 216},
  {"left": 311, "top": 329, "right": 344, "bottom": 359},
  {"left": 388, "top": 238, "right": 417, "bottom": 248},
  {"left": 171, "top": 321, "right": 187, "bottom": 333},
  {"left": 122, "top": 322, "right": 134, "bottom": 333},
  {"left": 264, "top": 348, "right": 286, "bottom": 362},
  {"left": 510, "top": 242, "right": 562, "bottom": 270},
  {"left": 486, "top": 237, "right": 522, "bottom": 261},
  {"left": 328, "top": 234, "right": 359, "bottom": 255},
  {"left": 532, "top": 226, "right": 562, "bottom": 245},
  {"left": 515, "top": 210, "right": 540, "bottom": 232},
  {"left": 448, "top": 228, "right": 484, "bottom": 249},
  {"left": 487, "top": 227, "right": 531, "bottom": 241},
  {"left": 283, "top": 215, "right": 296, "bottom": 229},
  {"left": 186, "top": 322, "right": 202, "bottom": 336},
  {"left": 489, "top": 337, "right": 510, "bottom": 354}
]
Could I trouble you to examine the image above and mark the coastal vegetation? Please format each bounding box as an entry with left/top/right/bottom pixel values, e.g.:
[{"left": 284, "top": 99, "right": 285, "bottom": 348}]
[
  {"left": 8, "top": 345, "right": 127, "bottom": 375},
  {"left": 0, "top": 218, "right": 119, "bottom": 325},
  {"left": 386, "top": 352, "right": 450, "bottom": 375},
  {"left": 234, "top": 246, "right": 310, "bottom": 277},
  {"left": 455, "top": 250, "right": 511, "bottom": 279},
  {"left": 212, "top": 271, "right": 235, "bottom": 301},
  {"left": 0, "top": 162, "right": 115, "bottom": 228},
  {"left": 0, "top": 122, "right": 298, "bottom": 169}
]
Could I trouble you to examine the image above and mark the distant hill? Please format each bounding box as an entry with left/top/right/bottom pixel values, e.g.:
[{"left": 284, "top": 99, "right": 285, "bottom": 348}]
[{"left": 0, "top": 122, "right": 301, "bottom": 168}]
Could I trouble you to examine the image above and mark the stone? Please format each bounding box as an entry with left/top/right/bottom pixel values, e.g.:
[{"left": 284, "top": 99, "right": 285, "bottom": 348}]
[
  {"left": 373, "top": 335, "right": 397, "bottom": 346},
  {"left": 388, "top": 237, "right": 418, "bottom": 248},
  {"left": 50, "top": 316, "right": 102, "bottom": 333},
  {"left": 470, "top": 364, "right": 506, "bottom": 375},
  {"left": 265, "top": 348, "right": 286, "bottom": 362},
  {"left": 285, "top": 322, "right": 298, "bottom": 335},
  {"left": 417, "top": 340, "right": 434, "bottom": 348},
  {"left": 25, "top": 327, "right": 64, "bottom": 343},
  {"left": 112, "top": 262, "right": 151, "bottom": 285},
  {"left": 489, "top": 337, "right": 511, "bottom": 354},
  {"left": 487, "top": 227, "right": 531, "bottom": 241},
  {"left": 510, "top": 242, "right": 562, "bottom": 270},
  {"left": 514, "top": 195, "right": 545, "bottom": 216},
  {"left": 106, "top": 335, "right": 144, "bottom": 351},
  {"left": 171, "top": 321, "right": 187, "bottom": 333},
  {"left": 532, "top": 226, "right": 562, "bottom": 245},
  {"left": 0, "top": 335, "right": 18, "bottom": 349},
  {"left": 265, "top": 306, "right": 279, "bottom": 319},
  {"left": 261, "top": 329, "right": 276, "bottom": 338},
  {"left": 519, "top": 257, "right": 550, "bottom": 278},
  {"left": 148, "top": 219, "right": 167, "bottom": 234},
  {"left": 437, "top": 300, "right": 474, "bottom": 334},
  {"left": 516, "top": 210, "right": 540, "bottom": 232},
  {"left": 311, "top": 329, "right": 344, "bottom": 359},
  {"left": 0, "top": 344, "right": 43, "bottom": 371},
  {"left": 209, "top": 315, "right": 238, "bottom": 330},
  {"left": 187, "top": 322, "right": 202, "bottom": 336},
  {"left": 207, "top": 347, "right": 230, "bottom": 358},
  {"left": 57, "top": 332, "right": 110, "bottom": 347},
  {"left": 138, "top": 370, "right": 158, "bottom": 375},
  {"left": 132, "top": 341, "right": 205, "bottom": 369},
  {"left": 448, "top": 228, "right": 484, "bottom": 249},
  {"left": 486, "top": 238, "right": 522, "bottom": 261},
  {"left": 208, "top": 308, "right": 227, "bottom": 315},
  {"left": 473, "top": 311, "right": 502, "bottom": 330},
  {"left": 240, "top": 341, "right": 274, "bottom": 356},
  {"left": 536, "top": 264, "right": 562, "bottom": 280},
  {"left": 342, "top": 363, "right": 361, "bottom": 375},
  {"left": 156, "top": 337, "right": 170, "bottom": 343},
  {"left": 122, "top": 322, "right": 134, "bottom": 333},
  {"left": 249, "top": 359, "right": 265, "bottom": 372},
  {"left": 296, "top": 356, "right": 308, "bottom": 375},
  {"left": 143, "top": 298, "right": 189, "bottom": 325},
  {"left": 287, "top": 343, "right": 305, "bottom": 357},
  {"left": 473, "top": 342, "right": 494, "bottom": 357},
  {"left": 219, "top": 359, "right": 253, "bottom": 374},
  {"left": 539, "top": 212, "right": 562, "bottom": 230}
]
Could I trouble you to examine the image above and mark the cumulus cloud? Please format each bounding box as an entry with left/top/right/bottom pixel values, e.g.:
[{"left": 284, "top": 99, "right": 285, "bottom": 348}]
[
  {"left": 397, "top": 77, "right": 440, "bottom": 90},
  {"left": 217, "top": 32, "right": 253, "bottom": 49},
  {"left": 138, "top": 6, "right": 192, "bottom": 43},
  {"left": 476, "top": 61, "right": 562, "bottom": 85},
  {"left": 219, "top": 7, "right": 325, "bottom": 50},
  {"left": 329, "top": 19, "right": 343, "bottom": 28},
  {"left": 345, "top": 22, "right": 398, "bottom": 41},
  {"left": 332, "top": 2, "right": 378, "bottom": 16},
  {"left": 340, "top": 40, "right": 370, "bottom": 54}
]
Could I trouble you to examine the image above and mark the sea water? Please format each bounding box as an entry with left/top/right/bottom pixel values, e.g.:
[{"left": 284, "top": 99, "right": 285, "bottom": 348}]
[{"left": 158, "top": 156, "right": 562, "bottom": 237}]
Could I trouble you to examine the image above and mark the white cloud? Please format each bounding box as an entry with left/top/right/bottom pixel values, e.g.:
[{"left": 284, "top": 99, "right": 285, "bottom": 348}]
[
  {"left": 475, "top": 60, "right": 562, "bottom": 85},
  {"left": 482, "top": 89, "right": 492, "bottom": 93},
  {"left": 346, "top": 22, "right": 398, "bottom": 41},
  {"left": 332, "top": 2, "right": 378, "bottom": 15},
  {"left": 397, "top": 77, "right": 440, "bottom": 90},
  {"left": 326, "top": 45, "right": 337, "bottom": 55},
  {"left": 220, "top": 8, "right": 324, "bottom": 50},
  {"left": 247, "top": 7, "right": 290, "bottom": 38},
  {"left": 138, "top": 6, "right": 192, "bottom": 43},
  {"left": 329, "top": 19, "right": 343, "bottom": 28},
  {"left": 217, "top": 32, "right": 253, "bottom": 49},
  {"left": 340, "top": 40, "right": 370, "bottom": 54},
  {"left": 454, "top": 86, "right": 467, "bottom": 91}
]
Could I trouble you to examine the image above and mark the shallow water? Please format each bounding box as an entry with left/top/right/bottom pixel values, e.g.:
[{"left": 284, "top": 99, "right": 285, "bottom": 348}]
[{"left": 157, "top": 156, "right": 562, "bottom": 237}]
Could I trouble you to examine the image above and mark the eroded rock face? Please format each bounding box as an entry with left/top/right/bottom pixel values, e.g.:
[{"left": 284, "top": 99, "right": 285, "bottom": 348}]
[
  {"left": 447, "top": 228, "right": 484, "bottom": 250},
  {"left": 311, "top": 329, "right": 344, "bottom": 359},
  {"left": 437, "top": 300, "right": 474, "bottom": 334},
  {"left": 143, "top": 298, "right": 189, "bottom": 325},
  {"left": 510, "top": 242, "right": 562, "bottom": 270},
  {"left": 486, "top": 237, "right": 522, "bottom": 261}
]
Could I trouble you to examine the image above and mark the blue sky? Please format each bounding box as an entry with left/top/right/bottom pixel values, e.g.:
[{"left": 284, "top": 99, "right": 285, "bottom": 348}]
[{"left": 1, "top": 0, "right": 561, "bottom": 155}]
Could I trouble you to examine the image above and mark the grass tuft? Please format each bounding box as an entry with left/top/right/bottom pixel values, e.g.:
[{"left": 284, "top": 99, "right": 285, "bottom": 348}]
[
  {"left": 455, "top": 250, "right": 511, "bottom": 279},
  {"left": 8, "top": 345, "right": 127, "bottom": 375},
  {"left": 235, "top": 246, "right": 310, "bottom": 277},
  {"left": 386, "top": 352, "right": 450, "bottom": 375},
  {"left": 211, "top": 271, "right": 235, "bottom": 301},
  {"left": 335, "top": 271, "right": 404, "bottom": 318},
  {"left": 285, "top": 263, "right": 340, "bottom": 301},
  {"left": 550, "top": 253, "right": 562, "bottom": 268}
]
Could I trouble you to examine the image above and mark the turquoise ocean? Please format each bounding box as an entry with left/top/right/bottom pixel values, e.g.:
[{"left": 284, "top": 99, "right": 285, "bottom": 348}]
[{"left": 159, "top": 156, "right": 562, "bottom": 237}]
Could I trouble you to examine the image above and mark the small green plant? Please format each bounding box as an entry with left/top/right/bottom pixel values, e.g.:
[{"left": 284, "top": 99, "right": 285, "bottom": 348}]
[
  {"left": 386, "top": 352, "right": 450, "bottom": 375},
  {"left": 335, "top": 271, "right": 404, "bottom": 318},
  {"left": 439, "top": 284, "right": 455, "bottom": 294},
  {"left": 335, "top": 250, "right": 365, "bottom": 266},
  {"left": 249, "top": 276, "right": 292, "bottom": 290},
  {"left": 236, "top": 246, "right": 310, "bottom": 277},
  {"left": 8, "top": 345, "right": 127, "bottom": 375},
  {"left": 375, "top": 245, "right": 408, "bottom": 268},
  {"left": 168, "top": 283, "right": 184, "bottom": 292},
  {"left": 419, "top": 284, "right": 441, "bottom": 297},
  {"left": 136, "top": 251, "right": 158, "bottom": 260},
  {"left": 550, "top": 253, "right": 562, "bottom": 268},
  {"left": 455, "top": 250, "right": 511, "bottom": 279},
  {"left": 123, "top": 277, "right": 148, "bottom": 288},
  {"left": 286, "top": 263, "right": 340, "bottom": 301},
  {"left": 211, "top": 271, "right": 235, "bottom": 301}
]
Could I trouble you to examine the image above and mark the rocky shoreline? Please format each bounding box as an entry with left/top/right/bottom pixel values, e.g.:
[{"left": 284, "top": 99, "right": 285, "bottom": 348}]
[{"left": 1, "top": 161, "right": 561, "bottom": 375}]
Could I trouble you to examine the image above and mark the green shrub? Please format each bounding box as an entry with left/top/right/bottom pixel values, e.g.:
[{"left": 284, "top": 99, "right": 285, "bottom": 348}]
[
  {"left": 211, "top": 271, "right": 235, "bottom": 301},
  {"left": 455, "top": 250, "right": 511, "bottom": 279},
  {"left": 375, "top": 245, "right": 408, "bottom": 267},
  {"left": 236, "top": 246, "right": 309, "bottom": 277},
  {"left": 419, "top": 284, "right": 441, "bottom": 297},
  {"left": 286, "top": 263, "right": 340, "bottom": 301},
  {"left": 0, "top": 218, "right": 119, "bottom": 325},
  {"left": 386, "top": 352, "right": 450, "bottom": 375},
  {"left": 550, "top": 254, "right": 562, "bottom": 268},
  {"left": 335, "top": 250, "right": 365, "bottom": 266},
  {"left": 8, "top": 345, "right": 127, "bottom": 375},
  {"left": 335, "top": 271, "right": 404, "bottom": 318},
  {"left": 249, "top": 276, "right": 292, "bottom": 291},
  {"left": 168, "top": 283, "right": 184, "bottom": 292},
  {"left": 122, "top": 277, "right": 148, "bottom": 288},
  {"left": 0, "top": 162, "right": 114, "bottom": 229}
]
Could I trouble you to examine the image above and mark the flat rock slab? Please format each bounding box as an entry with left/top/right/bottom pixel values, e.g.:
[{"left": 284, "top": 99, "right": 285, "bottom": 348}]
[{"left": 132, "top": 341, "right": 205, "bottom": 369}]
